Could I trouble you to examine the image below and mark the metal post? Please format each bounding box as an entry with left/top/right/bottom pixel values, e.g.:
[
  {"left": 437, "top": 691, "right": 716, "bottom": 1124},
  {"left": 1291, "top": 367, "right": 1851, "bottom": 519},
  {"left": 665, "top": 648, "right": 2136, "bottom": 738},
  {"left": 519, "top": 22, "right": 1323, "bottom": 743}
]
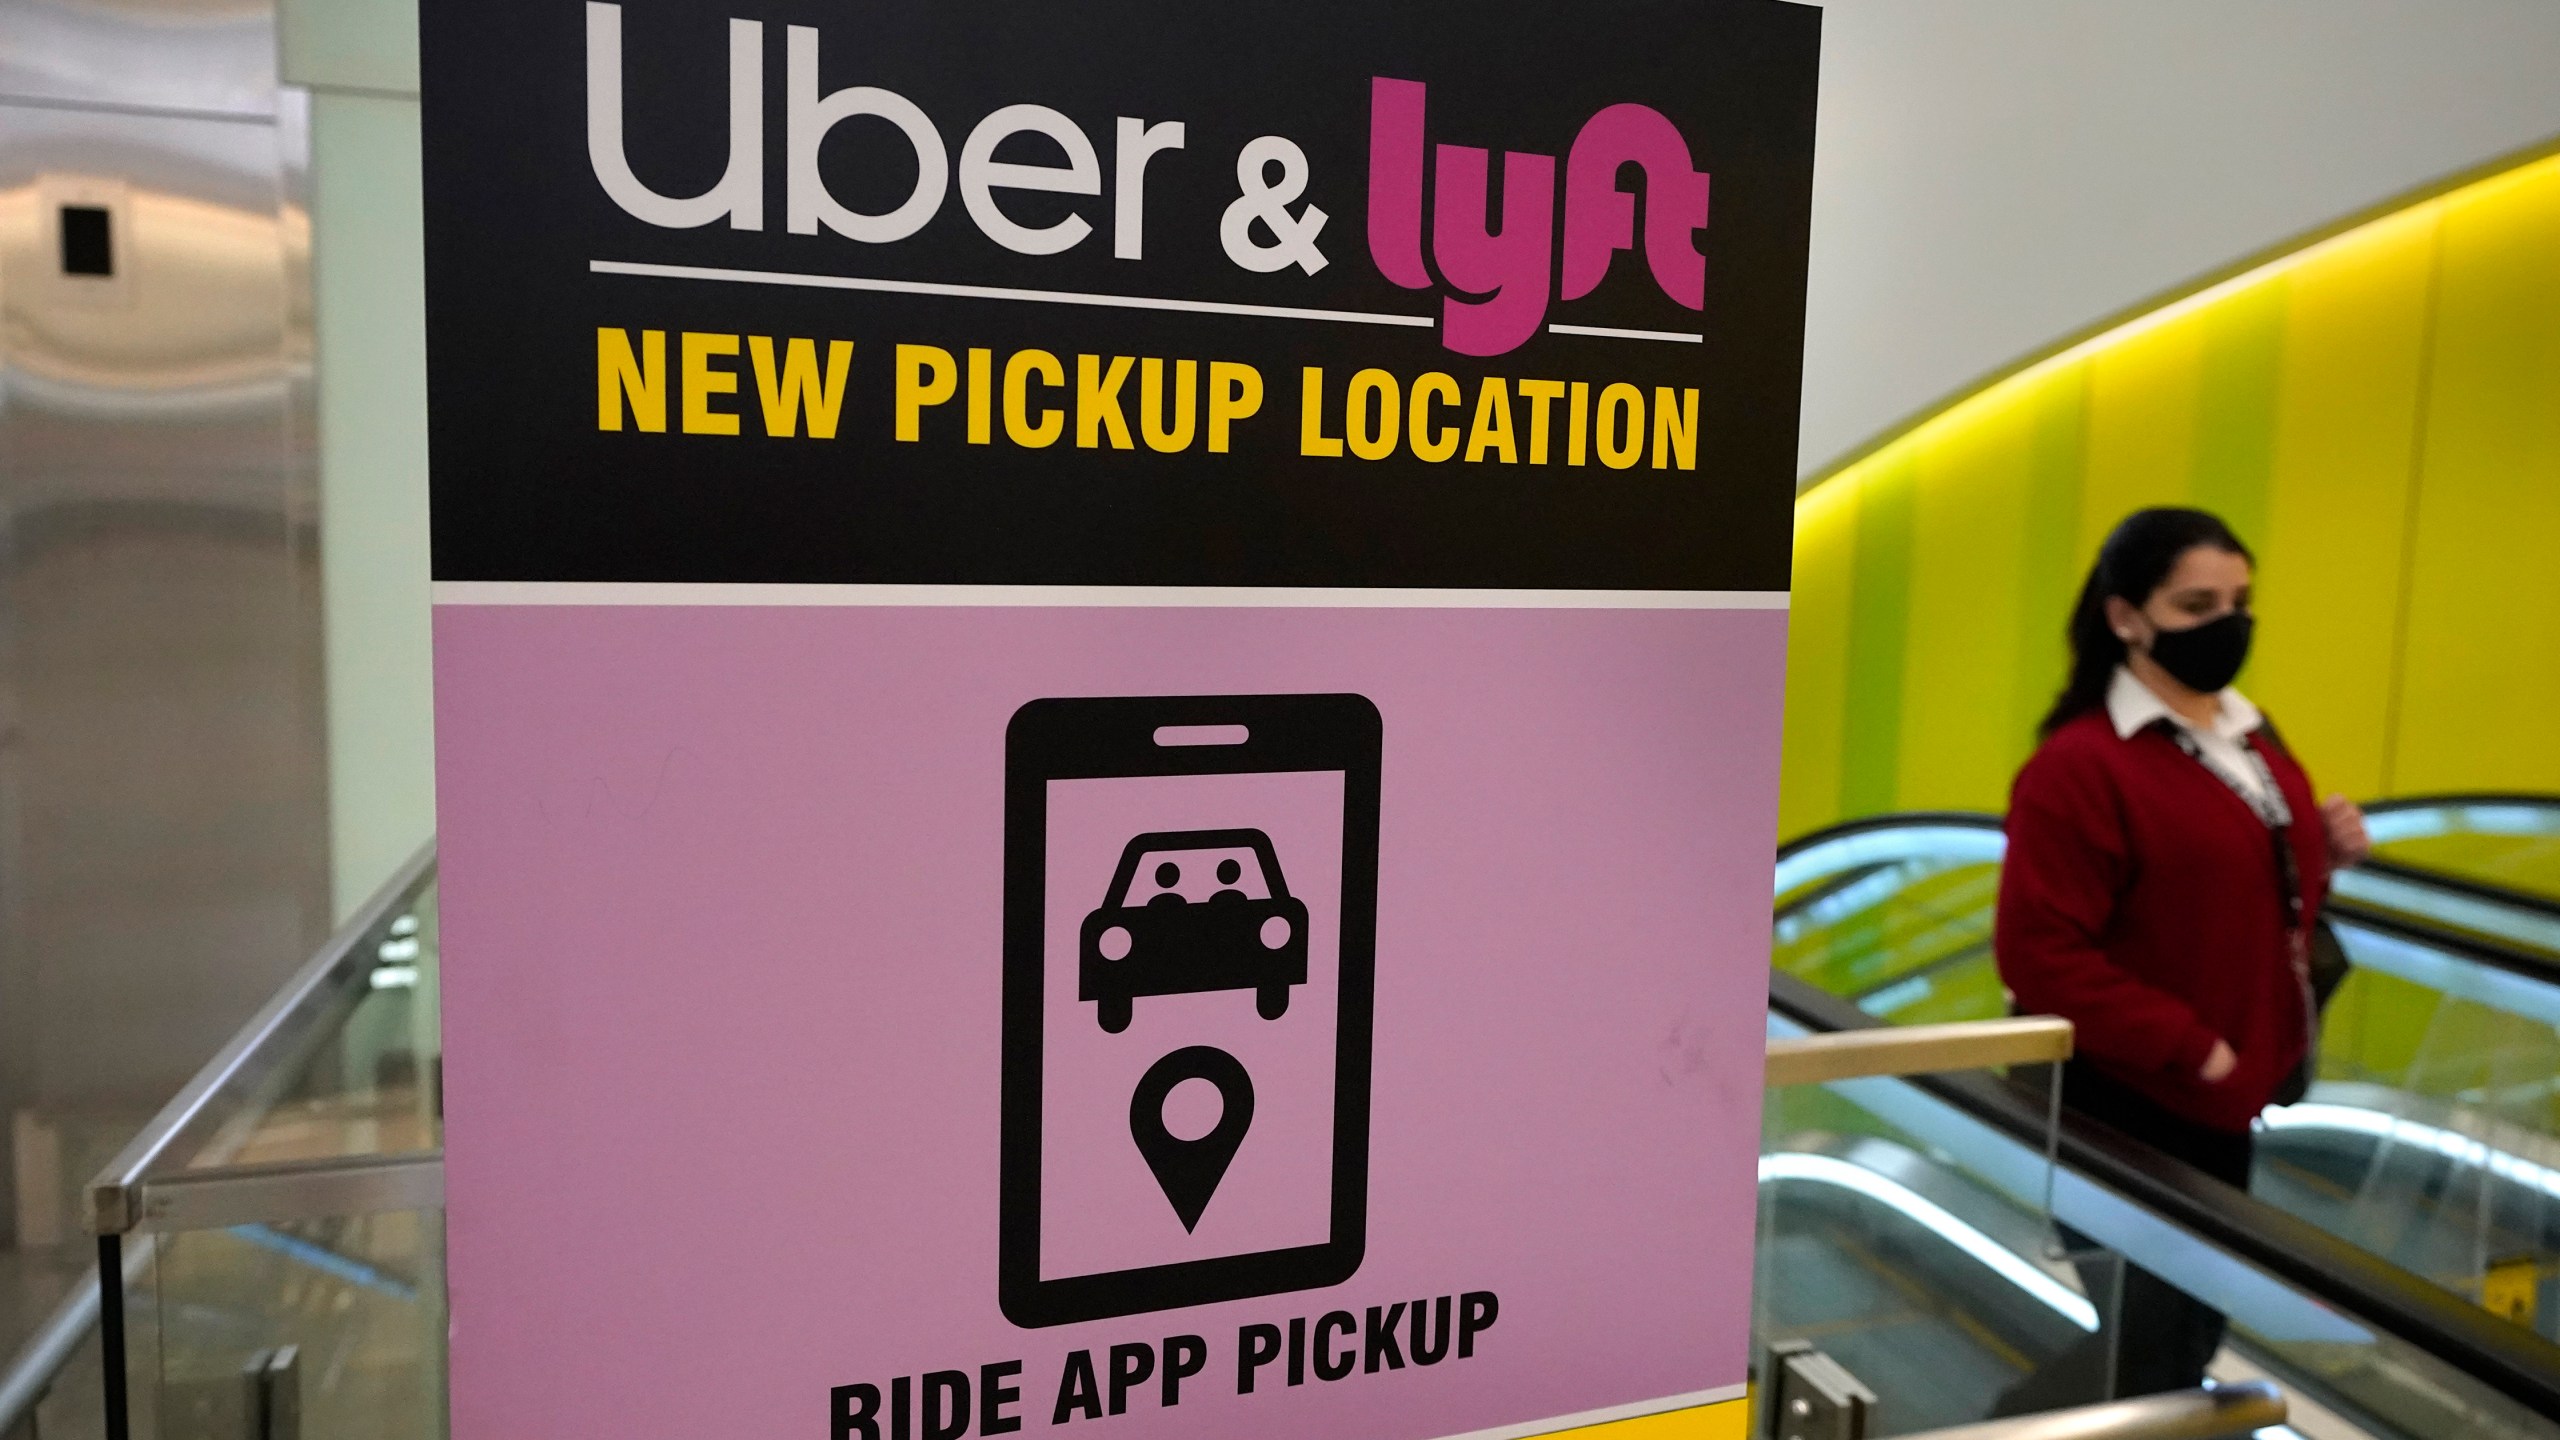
[
  {"left": 248, "top": 1347, "right": 299, "bottom": 1440},
  {"left": 98, "top": 1234, "right": 128, "bottom": 1440},
  {"left": 1763, "top": 1340, "right": 1875, "bottom": 1440}
]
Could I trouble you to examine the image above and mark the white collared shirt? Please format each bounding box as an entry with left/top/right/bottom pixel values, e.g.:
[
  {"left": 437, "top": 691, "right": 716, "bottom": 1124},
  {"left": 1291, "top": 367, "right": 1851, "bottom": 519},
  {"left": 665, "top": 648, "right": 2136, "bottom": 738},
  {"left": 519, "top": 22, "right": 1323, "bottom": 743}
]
[{"left": 2105, "top": 665, "right": 2272, "bottom": 808}]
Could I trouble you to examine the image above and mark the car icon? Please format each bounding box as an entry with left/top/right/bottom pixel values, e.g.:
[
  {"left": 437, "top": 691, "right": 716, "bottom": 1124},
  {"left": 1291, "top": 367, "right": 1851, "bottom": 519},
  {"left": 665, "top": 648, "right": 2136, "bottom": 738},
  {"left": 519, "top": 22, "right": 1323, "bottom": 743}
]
[{"left": 1079, "top": 828, "right": 1309, "bottom": 1034}]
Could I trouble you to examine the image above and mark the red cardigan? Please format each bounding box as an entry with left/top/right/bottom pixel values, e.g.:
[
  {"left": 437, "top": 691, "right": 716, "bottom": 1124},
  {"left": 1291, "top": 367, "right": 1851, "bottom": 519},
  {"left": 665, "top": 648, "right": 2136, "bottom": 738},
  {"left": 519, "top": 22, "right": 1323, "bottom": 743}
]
[{"left": 1995, "top": 708, "right": 2332, "bottom": 1133}]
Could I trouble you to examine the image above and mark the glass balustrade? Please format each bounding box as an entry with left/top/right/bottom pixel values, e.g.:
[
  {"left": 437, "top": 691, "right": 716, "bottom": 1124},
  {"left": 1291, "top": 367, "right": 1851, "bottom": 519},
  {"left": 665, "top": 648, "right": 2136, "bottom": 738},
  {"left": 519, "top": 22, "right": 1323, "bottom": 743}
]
[
  {"left": 1756, "top": 1017, "right": 2123, "bottom": 1434},
  {"left": 1762, "top": 997, "right": 2560, "bottom": 1440},
  {"left": 2364, "top": 799, "right": 2560, "bottom": 911},
  {"left": 84, "top": 851, "right": 442, "bottom": 1440},
  {"left": 34, "top": 834, "right": 2560, "bottom": 1440}
]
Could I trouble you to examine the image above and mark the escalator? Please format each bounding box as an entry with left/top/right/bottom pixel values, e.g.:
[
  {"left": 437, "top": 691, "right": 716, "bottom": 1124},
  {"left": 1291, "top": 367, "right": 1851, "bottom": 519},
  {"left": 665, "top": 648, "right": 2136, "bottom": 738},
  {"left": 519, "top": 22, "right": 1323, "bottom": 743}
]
[
  {"left": 1758, "top": 974, "right": 2560, "bottom": 1440},
  {"left": 1772, "top": 804, "right": 2560, "bottom": 1347}
]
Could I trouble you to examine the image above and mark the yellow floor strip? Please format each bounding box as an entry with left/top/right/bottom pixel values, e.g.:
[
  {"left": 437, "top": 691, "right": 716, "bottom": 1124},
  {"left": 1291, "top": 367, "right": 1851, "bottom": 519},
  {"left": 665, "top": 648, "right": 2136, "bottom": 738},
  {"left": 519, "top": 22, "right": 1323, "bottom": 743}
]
[{"left": 1539, "top": 1396, "right": 1750, "bottom": 1440}]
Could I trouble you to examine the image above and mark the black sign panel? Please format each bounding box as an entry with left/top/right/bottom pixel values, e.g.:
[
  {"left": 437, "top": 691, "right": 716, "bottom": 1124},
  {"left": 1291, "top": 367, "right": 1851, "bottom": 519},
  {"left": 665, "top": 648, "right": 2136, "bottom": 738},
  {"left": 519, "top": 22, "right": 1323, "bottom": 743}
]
[{"left": 421, "top": 1, "right": 1819, "bottom": 588}]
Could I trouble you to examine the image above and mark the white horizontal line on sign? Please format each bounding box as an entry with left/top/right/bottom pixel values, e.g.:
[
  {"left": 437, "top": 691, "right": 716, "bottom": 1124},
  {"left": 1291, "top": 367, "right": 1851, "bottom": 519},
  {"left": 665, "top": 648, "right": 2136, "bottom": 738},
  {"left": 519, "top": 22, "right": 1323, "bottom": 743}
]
[
  {"left": 433, "top": 582, "right": 1792, "bottom": 611},
  {"left": 1548, "top": 323, "right": 1705, "bottom": 343},
  {"left": 592, "top": 259, "right": 1436, "bottom": 328},
  {"left": 1426, "top": 1384, "right": 1749, "bottom": 1440}
]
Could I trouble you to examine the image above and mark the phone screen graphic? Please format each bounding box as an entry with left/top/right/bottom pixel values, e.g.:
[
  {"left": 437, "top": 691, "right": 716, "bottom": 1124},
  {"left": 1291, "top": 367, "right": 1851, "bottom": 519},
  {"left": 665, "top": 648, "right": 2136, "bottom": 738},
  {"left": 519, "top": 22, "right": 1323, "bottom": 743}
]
[{"left": 1001, "top": 694, "right": 1380, "bottom": 1328}]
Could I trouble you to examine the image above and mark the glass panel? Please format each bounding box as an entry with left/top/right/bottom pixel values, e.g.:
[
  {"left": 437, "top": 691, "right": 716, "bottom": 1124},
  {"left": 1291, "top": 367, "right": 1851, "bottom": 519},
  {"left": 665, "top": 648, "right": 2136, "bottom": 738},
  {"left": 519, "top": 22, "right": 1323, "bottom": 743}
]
[
  {"left": 1773, "top": 858, "right": 2000, "bottom": 1007},
  {"left": 1758, "top": 1034, "right": 2125, "bottom": 1434},
  {"left": 2269, "top": 932, "right": 2560, "bottom": 1342},
  {"left": 2331, "top": 866, "right": 2560, "bottom": 961},
  {"left": 181, "top": 879, "right": 443, "bottom": 1175},
  {"left": 133, "top": 1208, "right": 446, "bottom": 1440},
  {"left": 1772, "top": 821, "right": 2011, "bottom": 1027}
]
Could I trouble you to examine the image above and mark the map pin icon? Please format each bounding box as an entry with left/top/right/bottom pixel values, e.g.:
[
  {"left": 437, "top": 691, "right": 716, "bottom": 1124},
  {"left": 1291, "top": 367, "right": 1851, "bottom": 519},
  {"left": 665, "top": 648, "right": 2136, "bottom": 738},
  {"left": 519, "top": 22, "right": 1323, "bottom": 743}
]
[{"left": 1129, "top": 1046, "right": 1256, "bottom": 1231}]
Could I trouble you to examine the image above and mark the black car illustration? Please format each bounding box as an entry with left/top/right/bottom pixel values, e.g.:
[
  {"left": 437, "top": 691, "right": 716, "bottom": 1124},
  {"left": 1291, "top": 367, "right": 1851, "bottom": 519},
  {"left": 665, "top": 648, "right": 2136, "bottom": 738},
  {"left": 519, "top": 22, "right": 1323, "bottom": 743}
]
[{"left": 1079, "top": 828, "right": 1309, "bottom": 1033}]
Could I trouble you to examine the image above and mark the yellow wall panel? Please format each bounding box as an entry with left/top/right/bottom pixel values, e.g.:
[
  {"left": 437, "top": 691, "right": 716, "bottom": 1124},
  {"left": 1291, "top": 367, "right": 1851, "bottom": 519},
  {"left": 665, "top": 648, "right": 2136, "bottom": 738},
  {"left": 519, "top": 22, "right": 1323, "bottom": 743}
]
[
  {"left": 1896, "top": 397, "right": 2038, "bottom": 811},
  {"left": 2391, "top": 157, "right": 2560, "bottom": 796},
  {"left": 2251, "top": 209, "right": 2438, "bottom": 800},
  {"left": 2079, "top": 318, "right": 2205, "bottom": 555},
  {"left": 2186, "top": 278, "right": 2289, "bottom": 547}
]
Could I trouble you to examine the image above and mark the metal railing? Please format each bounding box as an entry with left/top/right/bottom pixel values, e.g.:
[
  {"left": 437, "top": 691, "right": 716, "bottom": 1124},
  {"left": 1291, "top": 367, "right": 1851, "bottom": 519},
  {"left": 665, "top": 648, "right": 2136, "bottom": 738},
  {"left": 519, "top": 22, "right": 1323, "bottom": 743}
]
[
  {"left": 92, "top": 841, "right": 438, "bottom": 1440},
  {"left": 0, "top": 1241, "right": 155, "bottom": 1440},
  {"left": 1764, "top": 1014, "right": 2071, "bottom": 1087},
  {"left": 0, "top": 844, "right": 438, "bottom": 1440},
  {"left": 1, "top": 1268, "right": 97, "bottom": 1439},
  {"left": 1899, "top": 1381, "right": 2285, "bottom": 1440},
  {"left": 89, "top": 844, "right": 436, "bottom": 1237},
  {"left": 76, "top": 989, "right": 2059, "bottom": 1230}
]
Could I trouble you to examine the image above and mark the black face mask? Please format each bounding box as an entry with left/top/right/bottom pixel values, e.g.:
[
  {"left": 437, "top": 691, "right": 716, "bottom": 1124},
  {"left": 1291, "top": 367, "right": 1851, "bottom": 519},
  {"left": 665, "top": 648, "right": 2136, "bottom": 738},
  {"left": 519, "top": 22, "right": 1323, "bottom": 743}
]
[{"left": 2144, "top": 609, "right": 2253, "bottom": 693}]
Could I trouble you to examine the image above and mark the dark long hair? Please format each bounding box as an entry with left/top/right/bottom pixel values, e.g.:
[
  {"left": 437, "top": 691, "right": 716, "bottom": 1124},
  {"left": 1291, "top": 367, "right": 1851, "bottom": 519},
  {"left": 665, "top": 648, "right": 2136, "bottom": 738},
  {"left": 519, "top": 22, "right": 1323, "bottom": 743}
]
[{"left": 2040, "top": 507, "right": 2255, "bottom": 737}]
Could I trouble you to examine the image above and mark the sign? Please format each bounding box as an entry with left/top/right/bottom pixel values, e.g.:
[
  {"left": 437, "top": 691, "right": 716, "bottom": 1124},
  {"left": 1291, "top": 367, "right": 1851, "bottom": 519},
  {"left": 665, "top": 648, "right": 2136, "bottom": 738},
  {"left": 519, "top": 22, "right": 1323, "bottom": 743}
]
[
  {"left": 2484, "top": 1254, "right": 2539, "bottom": 1328},
  {"left": 420, "top": 3, "right": 1817, "bottom": 1438}
]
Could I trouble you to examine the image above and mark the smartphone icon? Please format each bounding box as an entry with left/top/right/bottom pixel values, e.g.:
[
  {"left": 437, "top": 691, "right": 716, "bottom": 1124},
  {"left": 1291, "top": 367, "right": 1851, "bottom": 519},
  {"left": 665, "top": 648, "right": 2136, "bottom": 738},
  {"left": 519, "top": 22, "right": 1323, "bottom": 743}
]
[{"left": 1000, "top": 694, "right": 1381, "bottom": 1328}]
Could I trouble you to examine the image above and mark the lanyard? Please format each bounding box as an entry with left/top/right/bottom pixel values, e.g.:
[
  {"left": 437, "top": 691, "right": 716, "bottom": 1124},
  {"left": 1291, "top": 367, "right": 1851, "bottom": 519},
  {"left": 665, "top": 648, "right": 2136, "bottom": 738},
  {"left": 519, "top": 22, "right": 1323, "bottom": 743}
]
[
  {"left": 2160, "top": 723, "right": 2304, "bottom": 938},
  {"left": 2159, "top": 720, "right": 2324, "bottom": 1068}
]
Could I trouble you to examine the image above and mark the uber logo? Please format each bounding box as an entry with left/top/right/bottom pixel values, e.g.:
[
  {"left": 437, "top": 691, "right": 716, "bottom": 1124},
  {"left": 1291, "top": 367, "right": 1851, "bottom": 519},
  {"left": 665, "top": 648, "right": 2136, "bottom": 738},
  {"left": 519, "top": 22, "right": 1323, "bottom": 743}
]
[{"left": 583, "top": 1, "right": 1302, "bottom": 269}]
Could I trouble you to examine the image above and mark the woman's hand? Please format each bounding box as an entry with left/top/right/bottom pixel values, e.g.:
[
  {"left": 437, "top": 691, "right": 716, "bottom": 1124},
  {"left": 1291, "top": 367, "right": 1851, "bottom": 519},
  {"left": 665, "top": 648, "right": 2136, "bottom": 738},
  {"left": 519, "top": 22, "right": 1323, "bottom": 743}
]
[
  {"left": 2320, "top": 795, "right": 2371, "bottom": 869},
  {"left": 2199, "top": 1039, "right": 2238, "bottom": 1084}
]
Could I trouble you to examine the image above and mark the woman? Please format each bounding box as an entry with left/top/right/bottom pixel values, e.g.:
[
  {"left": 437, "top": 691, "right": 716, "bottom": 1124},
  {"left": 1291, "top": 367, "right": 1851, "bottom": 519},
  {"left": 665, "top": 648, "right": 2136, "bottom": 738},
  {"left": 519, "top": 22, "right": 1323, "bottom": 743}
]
[{"left": 1993, "top": 507, "right": 2369, "bottom": 1403}]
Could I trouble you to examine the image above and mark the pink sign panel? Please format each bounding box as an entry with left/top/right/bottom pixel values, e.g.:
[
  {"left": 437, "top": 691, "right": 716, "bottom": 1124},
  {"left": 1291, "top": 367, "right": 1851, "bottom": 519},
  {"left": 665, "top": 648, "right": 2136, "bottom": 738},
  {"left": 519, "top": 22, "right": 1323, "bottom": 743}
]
[{"left": 434, "top": 604, "right": 1787, "bottom": 1439}]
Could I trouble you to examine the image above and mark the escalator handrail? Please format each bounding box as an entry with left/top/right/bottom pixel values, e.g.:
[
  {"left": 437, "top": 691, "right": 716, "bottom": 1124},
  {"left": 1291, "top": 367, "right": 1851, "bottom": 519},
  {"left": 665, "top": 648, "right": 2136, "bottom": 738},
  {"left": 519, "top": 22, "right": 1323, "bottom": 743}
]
[
  {"left": 1898, "top": 1380, "right": 2283, "bottom": 1440},
  {"left": 1776, "top": 809, "right": 2003, "bottom": 861},
  {"left": 1781, "top": 808, "right": 2560, "bottom": 982},
  {"left": 0, "top": 1265, "right": 99, "bottom": 1439},
  {"left": 2353, "top": 854, "right": 2560, "bottom": 931},
  {"left": 0, "top": 1236, "right": 154, "bottom": 1440},
  {"left": 88, "top": 841, "right": 436, "bottom": 1236},
  {"left": 2326, "top": 893, "right": 2560, "bottom": 984},
  {"left": 2362, "top": 792, "right": 2560, "bottom": 819},
  {"left": 1768, "top": 969, "right": 2560, "bottom": 1419}
]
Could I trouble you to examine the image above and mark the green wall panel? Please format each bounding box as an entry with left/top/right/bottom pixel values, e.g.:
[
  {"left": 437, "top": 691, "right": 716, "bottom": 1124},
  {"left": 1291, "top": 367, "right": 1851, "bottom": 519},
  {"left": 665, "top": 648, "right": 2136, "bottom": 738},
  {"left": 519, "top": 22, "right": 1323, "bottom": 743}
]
[{"left": 1839, "top": 454, "right": 1916, "bottom": 817}]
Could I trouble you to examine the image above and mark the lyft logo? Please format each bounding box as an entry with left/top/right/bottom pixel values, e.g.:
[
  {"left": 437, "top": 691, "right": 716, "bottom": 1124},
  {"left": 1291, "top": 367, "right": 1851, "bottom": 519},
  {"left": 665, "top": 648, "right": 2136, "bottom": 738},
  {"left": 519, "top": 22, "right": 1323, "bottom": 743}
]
[{"left": 1366, "top": 79, "right": 1712, "bottom": 355}]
